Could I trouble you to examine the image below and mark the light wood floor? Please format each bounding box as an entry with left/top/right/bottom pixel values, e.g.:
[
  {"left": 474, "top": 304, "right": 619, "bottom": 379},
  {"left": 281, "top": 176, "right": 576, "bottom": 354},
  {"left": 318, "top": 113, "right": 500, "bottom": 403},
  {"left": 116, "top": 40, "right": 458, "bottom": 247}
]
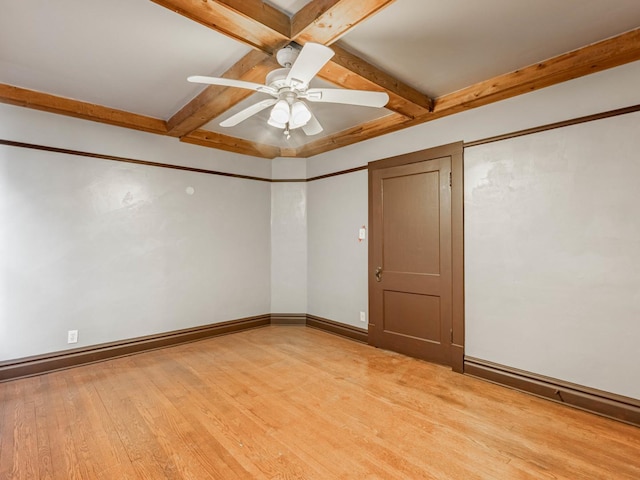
[{"left": 1, "top": 326, "right": 639, "bottom": 479}]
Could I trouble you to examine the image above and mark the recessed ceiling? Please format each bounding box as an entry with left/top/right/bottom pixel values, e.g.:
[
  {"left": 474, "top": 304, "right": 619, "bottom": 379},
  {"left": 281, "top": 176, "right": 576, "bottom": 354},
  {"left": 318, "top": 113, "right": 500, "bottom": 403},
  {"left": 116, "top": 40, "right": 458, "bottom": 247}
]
[{"left": 1, "top": 0, "right": 639, "bottom": 159}]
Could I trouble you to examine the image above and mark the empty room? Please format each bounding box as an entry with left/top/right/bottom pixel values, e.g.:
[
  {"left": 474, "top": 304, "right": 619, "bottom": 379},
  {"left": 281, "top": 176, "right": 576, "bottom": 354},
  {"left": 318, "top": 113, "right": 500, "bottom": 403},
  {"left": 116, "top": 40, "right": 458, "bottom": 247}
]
[{"left": 1, "top": 1, "right": 640, "bottom": 478}]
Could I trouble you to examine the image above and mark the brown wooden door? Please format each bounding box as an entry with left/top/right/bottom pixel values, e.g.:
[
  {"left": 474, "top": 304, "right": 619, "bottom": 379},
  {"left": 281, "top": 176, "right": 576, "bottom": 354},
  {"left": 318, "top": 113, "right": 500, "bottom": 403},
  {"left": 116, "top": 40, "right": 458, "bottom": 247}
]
[{"left": 369, "top": 144, "right": 461, "bottom": 368}]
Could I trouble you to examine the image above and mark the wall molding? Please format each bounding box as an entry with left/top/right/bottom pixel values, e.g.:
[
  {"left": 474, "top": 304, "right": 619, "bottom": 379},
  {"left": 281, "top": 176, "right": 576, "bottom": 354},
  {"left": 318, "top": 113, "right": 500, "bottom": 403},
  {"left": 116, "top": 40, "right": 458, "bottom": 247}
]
[
  {"left": 464, "top": 103, "right": 640, "bottom": 148},
  {"left": 464, "top": 356, "right": 640, "bottom": 427},
  {"left": 4, "top": 103, "right": 639, "bottom": 182},
  {"left": 0, "top": 315, "right": 271, "bottom": 382},
  {"left": 0, "top": 139, "right": 272, "bottom": 182},
  {"left": 0, "top": 314, "right": 368, "bottom": 382},
  {"left": 306, "top": 314, "right": 368, "bottom": 343},
  {"left": 270, "top": 313, "right": 368, "bottom": 342},
  {"left": 270, "top": 313, "right": 307, "bottom": 325}
]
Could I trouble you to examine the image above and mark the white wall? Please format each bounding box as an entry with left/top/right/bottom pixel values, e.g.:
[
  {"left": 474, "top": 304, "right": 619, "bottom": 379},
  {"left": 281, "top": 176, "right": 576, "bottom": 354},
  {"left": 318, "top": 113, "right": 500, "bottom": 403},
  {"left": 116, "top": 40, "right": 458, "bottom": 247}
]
[
  {"left": 305, "top": 61, "right": 640, "bottom": 399},
  {"left": 307, "top": 171, "right": 369, "bottom": 327},
  {"left": 270, "top": 158, "right": 307, "bottom": 314},
  {"left": 270, "top": 158, "right": 308, "bottom": 313},
  {"left": 0, "top": 104, "right": 272, "bottom": 179},
  {"left": 464, "top": 113, "right": 640, "bottom": 399},
  {"left": 0, "top": 105, "right": 271, "bottom": 360}
]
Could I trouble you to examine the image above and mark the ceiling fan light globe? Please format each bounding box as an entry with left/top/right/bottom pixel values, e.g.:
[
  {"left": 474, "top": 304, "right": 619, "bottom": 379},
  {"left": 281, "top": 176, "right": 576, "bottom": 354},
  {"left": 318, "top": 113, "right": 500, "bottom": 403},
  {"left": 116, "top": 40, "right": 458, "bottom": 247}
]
[
  {"left": 267, "top": 117, "right": 287, "bottom": 129},
  {"left": 290, "top": 101, "right": 312, "bottom": 128},
  {"left": 270, "top": 99, "right": 290, "bottom": 124}
]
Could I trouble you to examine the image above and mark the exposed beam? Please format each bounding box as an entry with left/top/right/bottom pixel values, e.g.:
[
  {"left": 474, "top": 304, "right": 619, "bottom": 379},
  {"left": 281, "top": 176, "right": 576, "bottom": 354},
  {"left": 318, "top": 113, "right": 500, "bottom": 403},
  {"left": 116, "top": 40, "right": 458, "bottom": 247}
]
[
  {"left": 292, "top": 112, "right": 407, "bottom": 158},
  {"left": 429, "top": 28, "right": 640, "bottom": 119},
  {"left": 292, "top": 0, "right": 396, "bottom": 46},
  {"left": 318, "top": 43, "right": 432, "bottom": 118},
  {"left": 215, "top": 0, "right": 290, "bottom": 37},
  {"left": 181, "top": 129, "right": 280, "bottom": 159},
  {"left": 167, "top": 51, "right": 279, "bottom": 137},
  {"left": 0, "top": 84, "right": 167, "bottom": 135},
  {"left": 291, "top": 1, "right": 430, "bottom": 119},
  {"left": 279, "top": 146, "right": 298, "bottom": 157},
  {"left": 150, "top": 0, "right": 289, "bottom": 53}
]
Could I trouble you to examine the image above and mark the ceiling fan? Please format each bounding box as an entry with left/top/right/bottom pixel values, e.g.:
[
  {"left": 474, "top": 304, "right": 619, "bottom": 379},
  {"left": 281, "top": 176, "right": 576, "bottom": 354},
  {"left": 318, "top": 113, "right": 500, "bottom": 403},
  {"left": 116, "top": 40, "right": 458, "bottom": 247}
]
[{"left": 188, "top": 42, "right": 390, "bottom": 138}]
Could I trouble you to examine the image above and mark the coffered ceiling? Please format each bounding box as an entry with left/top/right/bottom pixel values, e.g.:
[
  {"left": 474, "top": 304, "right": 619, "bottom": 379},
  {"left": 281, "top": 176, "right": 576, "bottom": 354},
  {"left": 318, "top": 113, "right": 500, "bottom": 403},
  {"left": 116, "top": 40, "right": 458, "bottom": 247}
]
[{"left": 1, "top": 0, "right": 639, "bottom": 159}]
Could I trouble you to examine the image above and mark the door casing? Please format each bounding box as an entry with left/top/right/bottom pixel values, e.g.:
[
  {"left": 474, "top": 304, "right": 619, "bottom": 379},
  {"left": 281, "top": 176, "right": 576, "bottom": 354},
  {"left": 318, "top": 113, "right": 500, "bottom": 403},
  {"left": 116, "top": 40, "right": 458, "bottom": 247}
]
[{"left": 368, "top": 142, "right": 464, "bottom": 372}]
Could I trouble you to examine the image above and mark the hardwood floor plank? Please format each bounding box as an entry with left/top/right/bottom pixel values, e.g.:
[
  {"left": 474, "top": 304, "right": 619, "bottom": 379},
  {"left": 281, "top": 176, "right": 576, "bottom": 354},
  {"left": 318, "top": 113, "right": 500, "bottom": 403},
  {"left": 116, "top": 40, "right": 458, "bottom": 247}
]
[
  {"left": 0, "top": 381, "right": 38, "bottom": 479},
  {"left": 1, "top": 326, "right": 639, "bottom": 479},
  {"left": 34, "top": 376, "right": 57, "bottom": 480}
]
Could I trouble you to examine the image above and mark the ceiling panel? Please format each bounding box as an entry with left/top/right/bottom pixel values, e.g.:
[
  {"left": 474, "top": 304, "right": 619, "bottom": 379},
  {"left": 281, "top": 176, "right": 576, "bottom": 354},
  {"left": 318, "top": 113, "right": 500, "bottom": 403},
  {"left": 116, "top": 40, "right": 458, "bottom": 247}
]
[
  {"left": 0, "top": 0, "right": 251, "bottom": 119},
  {"left": 340, "top": 0, "right": 640, "bottom": 97}
]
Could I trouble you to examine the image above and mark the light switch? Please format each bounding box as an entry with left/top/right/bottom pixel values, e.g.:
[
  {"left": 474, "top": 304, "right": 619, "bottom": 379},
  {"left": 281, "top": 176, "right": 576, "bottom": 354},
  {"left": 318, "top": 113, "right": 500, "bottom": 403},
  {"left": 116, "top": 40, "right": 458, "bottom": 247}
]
[{"left": 358, "top": 227, "right": 366, "bottom": 240}]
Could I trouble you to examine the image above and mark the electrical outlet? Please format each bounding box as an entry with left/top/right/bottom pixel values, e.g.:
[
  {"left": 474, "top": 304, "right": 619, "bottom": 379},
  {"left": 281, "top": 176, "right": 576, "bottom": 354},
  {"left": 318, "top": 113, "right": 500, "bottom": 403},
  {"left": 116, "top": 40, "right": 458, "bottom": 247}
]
[
  {"left": 67, "top": 330, "right": 78, "bottom": 344},
  {"left": 359, "top": 311, "right": 366, "bottom": 323}
]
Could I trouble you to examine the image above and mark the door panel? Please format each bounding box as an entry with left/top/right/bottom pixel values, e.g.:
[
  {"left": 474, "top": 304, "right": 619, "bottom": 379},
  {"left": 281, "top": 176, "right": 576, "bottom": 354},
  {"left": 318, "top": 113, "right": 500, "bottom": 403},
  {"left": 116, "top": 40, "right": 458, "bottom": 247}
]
[
  {"left": 383, "top": 291, "right": 441, "bottom": 341},
  {"left": 382, "top": 171, "right": 441, "bottom": 274},
  {"left": 369, "top": 154, "right": 453, "bottom": 366}
]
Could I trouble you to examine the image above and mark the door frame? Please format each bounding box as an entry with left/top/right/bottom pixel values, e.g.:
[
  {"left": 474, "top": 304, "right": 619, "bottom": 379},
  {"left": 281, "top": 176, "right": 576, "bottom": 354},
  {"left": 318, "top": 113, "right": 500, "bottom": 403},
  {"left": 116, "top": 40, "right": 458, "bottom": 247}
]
[{"left": 368, "top": 141, "right": 464, "bottom": 372}]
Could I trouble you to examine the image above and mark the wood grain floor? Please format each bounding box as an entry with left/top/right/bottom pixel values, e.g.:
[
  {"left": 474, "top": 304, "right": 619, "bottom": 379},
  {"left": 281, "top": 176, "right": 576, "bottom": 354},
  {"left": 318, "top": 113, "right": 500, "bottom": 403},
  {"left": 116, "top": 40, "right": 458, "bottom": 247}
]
[{"left": 1, "top": 326, "right": 638, "bottom": 479}]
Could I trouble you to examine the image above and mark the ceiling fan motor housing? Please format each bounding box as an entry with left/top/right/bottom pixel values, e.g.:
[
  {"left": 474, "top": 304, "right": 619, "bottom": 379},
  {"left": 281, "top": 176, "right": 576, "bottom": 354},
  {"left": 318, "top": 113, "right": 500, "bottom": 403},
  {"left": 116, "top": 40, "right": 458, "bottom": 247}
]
[
  {"left": 265, "top": 68, "right": 295, "bottom": 91},
  {"left": 276, "top": 44, "right": 300, "bottom": 68}
]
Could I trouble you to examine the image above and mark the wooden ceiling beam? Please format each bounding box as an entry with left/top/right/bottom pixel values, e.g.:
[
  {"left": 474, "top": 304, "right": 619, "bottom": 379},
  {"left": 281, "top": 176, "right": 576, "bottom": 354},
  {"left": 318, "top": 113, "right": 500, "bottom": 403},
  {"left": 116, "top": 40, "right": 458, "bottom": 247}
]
[
  {"left": 0, "top": 84, "right": 167, "bottom": 135},
  {"left": 318, "top": 43, "right": 432, "bottom": 118},
  {"left": 166, "top": 50, "right": 279, "bottom": 137},
  {"left": 428, "top": 28, "right": 640, "bottom": 120},
  {"left": 181, "top": 129, "right": 280, "bottom": 159},
  {"left": 292, "top": 0, "right": 396, "bottom": 46},
  {"left": 291, "top": 1, "right": 431, "bottom": 119},
  {"left": 292, "top": 112, "right": 407, "bottom": 158},
  {"left": 150, "top": 0, "right": 290, "bottom": 53}
]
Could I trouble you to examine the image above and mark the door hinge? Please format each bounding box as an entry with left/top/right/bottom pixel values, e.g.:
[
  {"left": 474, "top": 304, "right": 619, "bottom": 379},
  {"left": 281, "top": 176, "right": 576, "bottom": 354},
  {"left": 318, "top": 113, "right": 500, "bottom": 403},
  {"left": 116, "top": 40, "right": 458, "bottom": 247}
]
[
  {"left": 450, "top": 329, "right": 453, "bottom": 343},
  {"left": 449, "top": 172, "right": 452, "bottom": 187}
]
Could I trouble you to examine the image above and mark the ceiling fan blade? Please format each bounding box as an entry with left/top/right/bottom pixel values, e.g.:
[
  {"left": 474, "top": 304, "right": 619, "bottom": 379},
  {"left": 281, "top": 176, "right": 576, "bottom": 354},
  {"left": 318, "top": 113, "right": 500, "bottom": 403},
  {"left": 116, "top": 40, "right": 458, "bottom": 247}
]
[
  {"left": 220, "top": 99, "right": 277, "bottom": 127},
  {"left": 305, "top": 88, "right": 389, "bottom": 108},
  {"left": 286, "top": 43, "right": 335, "bottom": 87},
  {"left": 302, "top": 111, "right": 323, "bottom": 136},
  {"left": 188, "top": 76, "right": 277, "bottom": 95}
]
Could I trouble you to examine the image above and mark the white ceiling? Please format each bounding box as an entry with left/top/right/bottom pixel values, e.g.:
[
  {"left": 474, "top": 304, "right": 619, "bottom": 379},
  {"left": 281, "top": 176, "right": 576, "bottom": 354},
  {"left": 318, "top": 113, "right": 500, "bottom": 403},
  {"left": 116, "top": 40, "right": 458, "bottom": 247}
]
[
  {"left": 0, "top": 0, "right": 251, "bottom": 119},
  {"left": 2, "top": 0, "right": 640, "bottom": 150}
]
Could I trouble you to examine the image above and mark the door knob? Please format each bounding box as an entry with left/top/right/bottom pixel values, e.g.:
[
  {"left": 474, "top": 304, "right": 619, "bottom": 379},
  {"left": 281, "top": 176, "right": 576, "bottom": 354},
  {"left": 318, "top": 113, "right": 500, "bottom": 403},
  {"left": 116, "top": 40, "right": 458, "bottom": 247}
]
[{"left": 375, "top": 266, "right": 383, "bottom": 282}]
